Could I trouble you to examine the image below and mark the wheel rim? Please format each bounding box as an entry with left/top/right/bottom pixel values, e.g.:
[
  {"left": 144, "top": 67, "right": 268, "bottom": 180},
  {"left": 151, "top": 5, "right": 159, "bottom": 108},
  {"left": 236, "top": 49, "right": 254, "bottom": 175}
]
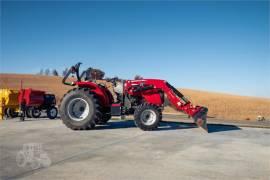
[
  {"left": 67, "top": 98, "right": 90, "bottom": 121},
  {"left": 33, "top": 109, "right": 40, "bottom": 116},
  {"left": 49, "top": 108, "right": 57, "bottom": 117},
  {"left": 140, "top": 109, "right": 157, "bottom": 125}
]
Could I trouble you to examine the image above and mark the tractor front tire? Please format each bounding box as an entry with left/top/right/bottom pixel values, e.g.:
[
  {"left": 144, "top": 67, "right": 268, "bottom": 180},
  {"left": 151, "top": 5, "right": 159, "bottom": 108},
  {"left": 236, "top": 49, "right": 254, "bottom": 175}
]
[
  {"left": 60, "top": 88, "right": 101, "bottom": 130},
  {"left": 134, "top": 104, "right": 162, "bottom": 131},
  {"left": 47, "top": 107, "right": 58, "bottom": 119}
]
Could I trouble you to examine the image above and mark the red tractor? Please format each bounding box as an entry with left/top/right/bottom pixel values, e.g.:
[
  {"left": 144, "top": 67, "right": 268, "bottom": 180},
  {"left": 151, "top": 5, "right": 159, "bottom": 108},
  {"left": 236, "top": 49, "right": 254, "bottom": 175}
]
[
  {"left": 60, "top": 63, "right": 208, "bottom": 131},
  {"left": 19, "top": 88, "right": 58, "bottom": 121}
]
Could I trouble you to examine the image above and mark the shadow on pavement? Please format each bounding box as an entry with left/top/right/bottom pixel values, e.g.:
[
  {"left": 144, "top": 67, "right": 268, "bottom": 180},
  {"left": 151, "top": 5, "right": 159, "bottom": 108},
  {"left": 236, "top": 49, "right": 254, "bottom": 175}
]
[
  {"left": 157, "top": 121, "right": 197, "bottom": 131},
  {"left": 95, "top": 120, "right": 136, "bottom": 130},
  {"left": 163, "top": 121, "right": 241, "bottom": 133},
  {"left": 96, "top": 120, "right": 241, "bottom": 133},
  {"left": 96, "top": 120, "right": 197, "bottom": 131},
  {"left": 15, "top": 118, "right": 241, "bottom": 133},
  {"left": 207, "top": 124, "right": 241, "bottom": 133},
  {"left": 14, "top": 116, "right": 61, "bottom": 121}
]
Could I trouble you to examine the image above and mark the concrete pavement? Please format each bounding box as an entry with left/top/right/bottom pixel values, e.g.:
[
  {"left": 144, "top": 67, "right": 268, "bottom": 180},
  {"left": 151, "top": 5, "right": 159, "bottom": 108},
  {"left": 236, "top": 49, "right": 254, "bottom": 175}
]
[{"left": 0, "top": 117, "right": 270, "bottom": 180}]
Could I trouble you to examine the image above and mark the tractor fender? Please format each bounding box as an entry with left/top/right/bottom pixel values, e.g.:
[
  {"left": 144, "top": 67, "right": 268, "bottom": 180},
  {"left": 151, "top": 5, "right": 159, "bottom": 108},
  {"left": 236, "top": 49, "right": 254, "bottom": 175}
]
[{"left": 76, "top": 82, "right": 113, "bottom": 107}]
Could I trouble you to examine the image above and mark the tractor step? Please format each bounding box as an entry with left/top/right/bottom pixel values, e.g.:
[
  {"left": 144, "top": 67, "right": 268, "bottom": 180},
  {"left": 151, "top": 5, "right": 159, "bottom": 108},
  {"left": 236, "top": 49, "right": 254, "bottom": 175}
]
[{"left": 111, "top": 103, "right": 121, "bottom": 116}]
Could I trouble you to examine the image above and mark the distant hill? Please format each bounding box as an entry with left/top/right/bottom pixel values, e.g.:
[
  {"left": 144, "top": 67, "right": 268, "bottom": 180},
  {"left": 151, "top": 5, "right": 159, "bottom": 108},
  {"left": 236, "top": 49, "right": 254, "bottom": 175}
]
[{"left": 1, "top": 73, "right": 269, "bottom": 121}]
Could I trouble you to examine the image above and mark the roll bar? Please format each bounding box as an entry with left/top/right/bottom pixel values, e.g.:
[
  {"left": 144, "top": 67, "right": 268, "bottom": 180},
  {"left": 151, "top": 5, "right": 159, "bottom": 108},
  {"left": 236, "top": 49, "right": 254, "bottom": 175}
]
[
  {"left": 62, "top": 62, "right": 120, "bottom": 86},
  {"left": 62, "top": 62, "right": 82, "bottom": 86}
]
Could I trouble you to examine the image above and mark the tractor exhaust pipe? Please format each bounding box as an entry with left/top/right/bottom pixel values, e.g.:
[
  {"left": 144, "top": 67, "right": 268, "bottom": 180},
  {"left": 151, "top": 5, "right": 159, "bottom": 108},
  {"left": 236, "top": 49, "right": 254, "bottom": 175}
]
[{"left": 193, "top": 107, "right": 208, "bottom": 132}]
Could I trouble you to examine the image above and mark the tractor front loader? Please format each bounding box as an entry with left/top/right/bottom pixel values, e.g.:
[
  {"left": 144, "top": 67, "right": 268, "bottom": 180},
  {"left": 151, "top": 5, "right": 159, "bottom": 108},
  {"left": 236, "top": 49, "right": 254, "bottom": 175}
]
[{"left": 59, "top": 63, "right": 208, "bottom": 132}]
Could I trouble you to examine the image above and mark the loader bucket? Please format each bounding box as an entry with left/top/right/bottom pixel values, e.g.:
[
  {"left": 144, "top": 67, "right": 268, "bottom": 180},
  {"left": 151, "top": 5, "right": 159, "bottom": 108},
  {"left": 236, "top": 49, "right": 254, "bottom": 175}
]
[{"left": 193, "top": 107, "right": 208, "bottom": 132}]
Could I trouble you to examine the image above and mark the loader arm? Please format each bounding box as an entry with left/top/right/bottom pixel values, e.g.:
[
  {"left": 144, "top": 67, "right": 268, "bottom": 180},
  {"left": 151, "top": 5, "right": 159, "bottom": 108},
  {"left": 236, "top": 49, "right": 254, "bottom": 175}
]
[{"left": 126, "top": 79, "right": 208, "bottom": 131}]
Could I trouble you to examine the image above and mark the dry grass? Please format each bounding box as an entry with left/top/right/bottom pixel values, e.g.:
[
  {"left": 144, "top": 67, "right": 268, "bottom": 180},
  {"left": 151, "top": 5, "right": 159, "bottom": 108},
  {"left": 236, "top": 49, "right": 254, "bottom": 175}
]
[
  {"left": 165, "top": 89, "right": 270, "bottom": 121},
  {"left": 0, "top": 74, "right": 73, "bottom": 104},
  {"left": 1, "top": 73, "right": 269, "bottom": 121}
]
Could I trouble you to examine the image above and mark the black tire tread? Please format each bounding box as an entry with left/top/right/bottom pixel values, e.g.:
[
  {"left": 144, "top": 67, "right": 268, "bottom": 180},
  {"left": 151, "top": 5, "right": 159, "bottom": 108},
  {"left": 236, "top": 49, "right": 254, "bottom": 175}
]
[
  {"left": 96, "top": 113, "right": 111, "bottom": 125},
  {"left": 134, "top": 103, "right": 162, "bottom": 131},
  {"left": 7, "top": 108, "right": 18, "bottom": 118},
  {"left": 26, "top": 108, "right": 32, "bottom": 118},
  {"left": 31, "top": 108, "right": 41, "bottom": 118},
  {"left": 60, "top": 88, "right": 102, "bottom": 130},
  {"left": 47, "top": 106, "right": 58, "bottom": 119}
]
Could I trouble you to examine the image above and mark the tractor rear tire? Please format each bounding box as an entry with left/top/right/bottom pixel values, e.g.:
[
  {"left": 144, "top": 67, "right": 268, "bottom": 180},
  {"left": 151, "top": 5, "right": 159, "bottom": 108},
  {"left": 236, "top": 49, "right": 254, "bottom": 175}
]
[
  {"left": 134, "top": 103, "right": 161, "bottom": 131},
  {"left": 47, "top": 107, "right": 58, "bottom": 119},
  {"left": 60, "top": 88, "right": 101, "bottom": 130},
  {"left": 31, "top": 108, "right": 41, "bottom": 118}
]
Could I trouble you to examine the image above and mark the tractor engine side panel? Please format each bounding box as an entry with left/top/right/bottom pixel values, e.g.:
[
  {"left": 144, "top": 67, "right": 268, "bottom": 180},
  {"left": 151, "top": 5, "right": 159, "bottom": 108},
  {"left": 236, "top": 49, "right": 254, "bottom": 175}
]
[
  {"left": 142, "top": 93, "right": 163, "bottom": 106},
  {"left": 124, "top": 79, "right": 165, "bottom": 107}
]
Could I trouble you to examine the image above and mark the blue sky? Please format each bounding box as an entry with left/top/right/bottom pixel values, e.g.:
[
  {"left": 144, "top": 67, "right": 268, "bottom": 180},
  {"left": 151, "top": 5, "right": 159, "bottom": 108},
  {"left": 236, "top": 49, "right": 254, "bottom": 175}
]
[{"left": 1, "top": 1, "right": 269, "bottom": 97}]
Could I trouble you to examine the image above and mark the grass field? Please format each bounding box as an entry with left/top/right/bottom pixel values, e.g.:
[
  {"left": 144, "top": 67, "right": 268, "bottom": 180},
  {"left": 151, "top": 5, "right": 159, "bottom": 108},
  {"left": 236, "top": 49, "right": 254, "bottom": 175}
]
[{"left": 1, "top": 73, "right": 269, "bottom": 121}]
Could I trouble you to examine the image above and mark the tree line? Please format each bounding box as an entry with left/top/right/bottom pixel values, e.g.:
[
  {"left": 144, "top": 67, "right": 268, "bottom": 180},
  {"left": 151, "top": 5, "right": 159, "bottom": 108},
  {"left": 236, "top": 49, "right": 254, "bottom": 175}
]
[
  {"left": 38, "top": 67, "right": 143, "bottom": 80},
  {"left": 37, "top": 68, "right": 69, "bottom": 77}
]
